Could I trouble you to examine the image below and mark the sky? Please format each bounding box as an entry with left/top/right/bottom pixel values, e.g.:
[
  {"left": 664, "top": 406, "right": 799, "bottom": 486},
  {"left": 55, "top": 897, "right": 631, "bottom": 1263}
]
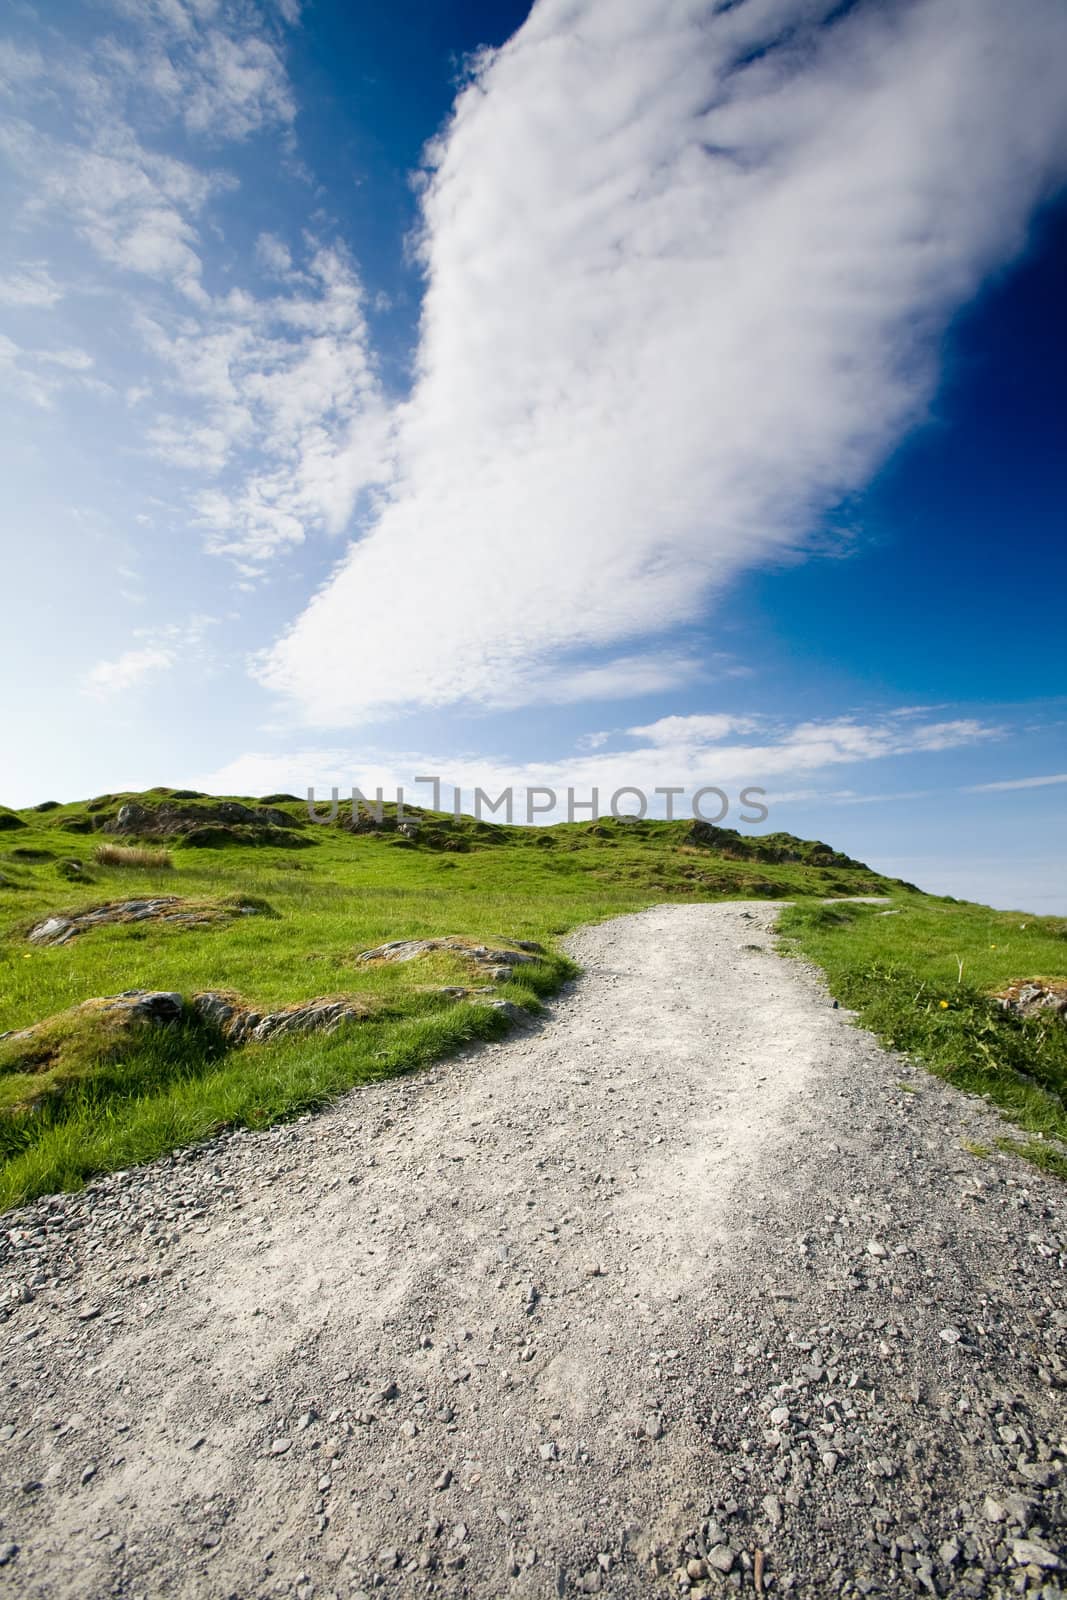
[{"left": 1, "top": 0, "right": 1065, "bottom": 911}]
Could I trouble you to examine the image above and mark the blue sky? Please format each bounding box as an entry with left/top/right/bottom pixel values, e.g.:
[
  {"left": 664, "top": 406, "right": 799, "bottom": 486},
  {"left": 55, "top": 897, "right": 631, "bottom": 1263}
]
[{"left": 1, "top": 0, "right": 1065, "bottom": 911}]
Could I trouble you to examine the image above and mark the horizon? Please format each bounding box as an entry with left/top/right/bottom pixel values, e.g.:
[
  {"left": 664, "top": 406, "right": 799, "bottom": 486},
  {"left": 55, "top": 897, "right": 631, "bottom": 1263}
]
[{"left": 1, "top": 0, "right": 1065, "bottom": 912}]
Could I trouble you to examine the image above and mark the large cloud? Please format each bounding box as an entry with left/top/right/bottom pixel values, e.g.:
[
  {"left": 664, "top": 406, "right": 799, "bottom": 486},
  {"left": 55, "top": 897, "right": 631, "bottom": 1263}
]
[{"left": 261, "top": 0, "right": 1067, "bottom": 725}]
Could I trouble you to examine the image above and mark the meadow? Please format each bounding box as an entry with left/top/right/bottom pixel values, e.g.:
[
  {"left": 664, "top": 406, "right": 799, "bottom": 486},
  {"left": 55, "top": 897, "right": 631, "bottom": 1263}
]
[{"left": 0, "top": 787, "right": 1063, "bottom": 1205}]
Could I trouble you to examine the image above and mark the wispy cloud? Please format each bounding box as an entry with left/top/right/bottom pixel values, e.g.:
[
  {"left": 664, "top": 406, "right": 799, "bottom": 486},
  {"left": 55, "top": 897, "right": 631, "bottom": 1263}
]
[
  {"left": 84, "top": 645, "right": 176, "bottom": 697},
  {"left": 0, "top": 0, "right": 387, "bottom": 570},
  {"left": 198, "top": 709, "right": 1000, "bottom": 811},
  {"left": 0, "top": 333, "right": 102, "bottom": 406},
  {"left": 260, "top": 0, "right": 1067, "bottom": 726},
  {"left": 82, "top": 614, "right": 221, "bottom": 698},
  {"left": 139, "top": 246, "right": 391, "bottom": 564},
  {"left": 0, "top": 265, "right": 62, "bottom": 307},
  {"left": 965, "top": 773, "right": 1067, "bottom": 793}
]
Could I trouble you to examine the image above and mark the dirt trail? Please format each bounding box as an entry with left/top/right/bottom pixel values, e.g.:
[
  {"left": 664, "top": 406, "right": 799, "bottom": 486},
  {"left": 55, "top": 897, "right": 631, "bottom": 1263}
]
[{"left": 1, "top": 903, "right": 1064, "bottom": 1599}]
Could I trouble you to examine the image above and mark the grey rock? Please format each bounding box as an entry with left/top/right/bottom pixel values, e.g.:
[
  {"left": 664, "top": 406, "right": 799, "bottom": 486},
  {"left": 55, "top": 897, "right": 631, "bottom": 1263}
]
[{"left": 1011, "top": 1540, "right": 1059, "bottom": 1569}]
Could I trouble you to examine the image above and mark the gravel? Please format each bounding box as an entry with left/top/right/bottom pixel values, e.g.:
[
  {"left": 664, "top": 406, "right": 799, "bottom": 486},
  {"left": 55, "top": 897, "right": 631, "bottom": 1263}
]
[{"left": 0, "top": 901, "right": 1063, "bottom": 1599}]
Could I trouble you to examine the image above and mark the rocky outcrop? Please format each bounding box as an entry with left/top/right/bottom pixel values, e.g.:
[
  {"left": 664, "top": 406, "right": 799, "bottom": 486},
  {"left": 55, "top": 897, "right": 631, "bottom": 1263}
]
[
  {"left": 0, "top": 990, "right": 185, "bottom": 1050},
  {"left": 27, "top": 896, "right": 265, "bottom": 946},
  {"left": 104, "top": 799, "right": 308, "bottom": 849},
  {"left": 1, "top": 988, "right": 376, "bottom": 1057},
  {"left": 192, "top": 992, "right": 377, "bottom": 1044},
  {"left": 997, "top": 980, "right": 1067, "bottom": 1020},
  {"left": 356, "top": 937, "right": 544, "bottom": 982}
]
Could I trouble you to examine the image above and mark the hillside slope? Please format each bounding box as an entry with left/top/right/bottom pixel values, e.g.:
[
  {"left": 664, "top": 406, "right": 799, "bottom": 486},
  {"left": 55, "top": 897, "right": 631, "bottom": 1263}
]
[{"left": 0, "top": 787, "right": 903, "bottom": 1207}]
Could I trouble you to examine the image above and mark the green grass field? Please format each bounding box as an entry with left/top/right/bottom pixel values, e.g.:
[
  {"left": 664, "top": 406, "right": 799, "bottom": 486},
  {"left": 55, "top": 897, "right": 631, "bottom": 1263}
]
[
  {"left": 779, "top": 897, "right": 1067, "bottom": 1178},
  {"left": 1, "top": 786, "right": 1064, "bottom": 1207},
  {"left": 0, "top": 789, "right": 898, "bottom": 1209}
]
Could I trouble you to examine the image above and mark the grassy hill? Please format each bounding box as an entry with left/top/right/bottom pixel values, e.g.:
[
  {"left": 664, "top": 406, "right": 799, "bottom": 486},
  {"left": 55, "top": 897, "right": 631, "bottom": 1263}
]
[{"left": 0, "top": 787, "right": 1064, "bottom": 1206}]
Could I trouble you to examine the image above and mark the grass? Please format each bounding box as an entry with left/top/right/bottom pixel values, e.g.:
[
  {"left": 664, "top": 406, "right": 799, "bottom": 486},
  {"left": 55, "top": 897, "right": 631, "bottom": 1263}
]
[
  {"left": 779, "top": 897, "right": 1067, "bottom": 1173},
  {"left": 94, "top": 843, "right": 173, "bottom": 869},
  {"left": 0, "top": 788, "right": 904, "bottom": 1209},
  {"left": 5, "top": 786, "right": 1065, "bottom": 1204}
]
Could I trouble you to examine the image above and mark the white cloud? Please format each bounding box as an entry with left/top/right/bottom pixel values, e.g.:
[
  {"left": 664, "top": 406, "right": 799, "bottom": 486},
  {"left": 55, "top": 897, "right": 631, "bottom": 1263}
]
[
  {"left": 629, "top": 714, "right": 764, "bottom": 746},
  {"left": 180, "top": 31, "right": 294, "bottom": 139},
  {"left": 255, "top": 231, "right": 294, "bottom": 276},
  {"left": 139, "top": 244, "right": 392, "bottom": 562},
  {"left": 0, "top": 117, "right": 225, "bottom": 302},
  {"left": 198, "top": 710, "right": 1000, "bottom": 815},
  {"left": 261, "top": 0, "right": 1067, "bottom": 726},
  {"left": 82, "top": 613, "right": 221, "bottom": 696},
  {"left": 84, "top": 645, "right": 176, "bottom": 696},
  {"left": 0, "top": 265, "right": 62, "bottom": 307},
  {"left": 0, "top": 333, "right": 100, "bottom": 404},
  {"left": 0, "top": 0, "right": 297, "bottom": 310},
  {"left": 0, "top": 333, "right": 54, "bottom": 407},
  {"left": 37, "top": 347, "right": 94, "bottom": 371},
  {"left": 965, "top": 773, "right": 1067, "bottom": 793},
  {"left": 104, "top": 0, "right": 295, "bottom": 140}
]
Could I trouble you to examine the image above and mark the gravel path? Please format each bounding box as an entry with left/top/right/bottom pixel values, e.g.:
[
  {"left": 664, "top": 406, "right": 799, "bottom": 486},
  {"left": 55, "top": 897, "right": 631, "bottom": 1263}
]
[{"left": 1, "top": 902, "right": 1064, "bottom": 1600}]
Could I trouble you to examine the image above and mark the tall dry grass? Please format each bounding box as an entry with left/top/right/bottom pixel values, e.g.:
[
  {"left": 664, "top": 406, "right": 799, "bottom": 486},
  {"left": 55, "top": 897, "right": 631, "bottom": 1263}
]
[{"left": 94, "top": 843, "right": 173, "bottom": 870}]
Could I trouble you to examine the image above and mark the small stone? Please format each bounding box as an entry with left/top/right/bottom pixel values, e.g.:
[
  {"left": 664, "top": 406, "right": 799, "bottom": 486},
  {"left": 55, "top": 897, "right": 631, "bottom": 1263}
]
[
  {"left": 821, "top": 1451, "right": 839, "bottom": 1473},
  {"left": 270, "top": 1439, "right": 292, "bottom": 1455},
  {"left": 379, "top": 1381, "right": 399, "bottom": 1402},
  {"left": 434, "top": 1469, "right": 453, "bottom": 1490},
  {"left": 687, "top": 1558, "right": 708, "bottom": 1580},
  {"left": 80, "top": 1463, "right": 97, "bottom": 1486},
  {"left": 643, "top": 1414, "right": 665, "bottom": 1441},
  {"left": 378, "top": 1547, "right": 399, "bottom": 1570},
  {"left": 0, "top": 1544, "right": 17, "bottom": 1567},
  {"left": 708, "top": 1545, "right": 735, "bottom": 1574},
  {"left": 866, "top": 1240, "right": 887, "bottom": 1258},
  {"left": 769, "top": 1406, "right": 790, "bottom": 1427},
  {"left": 1011, "top": 1540, "right": 1059, "bottom": 1569},
  {"left": 317, "top": 1476, "right": 332, "bottom": 1493},
  {"left": 762, "top": 1494, "right": 783, "bottom": 1528},
  {"left": 580, "top": 1571, "right": 602, "bottom": 1593},
  {"left": 1017, "top": 1461, "right": 1058, "bottom": 1488},
  {"left": 939, "top": 1328, "right": 961, "bottom": 1344},
  {"left": 982, "top": 1496, "right": 1005, "bottom": 1522}
]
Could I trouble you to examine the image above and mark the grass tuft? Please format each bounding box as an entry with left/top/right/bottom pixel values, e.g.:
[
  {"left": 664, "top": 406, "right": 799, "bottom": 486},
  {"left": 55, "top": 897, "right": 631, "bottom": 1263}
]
[{"left": 94, "top": 843, "right": 174, "bottom": 870}]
